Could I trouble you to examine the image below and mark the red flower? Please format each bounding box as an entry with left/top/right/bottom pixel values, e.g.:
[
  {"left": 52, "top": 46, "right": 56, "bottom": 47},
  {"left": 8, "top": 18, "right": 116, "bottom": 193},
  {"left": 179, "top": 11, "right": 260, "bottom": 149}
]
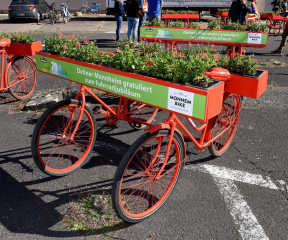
[
  {"left": 211, "top": 44, "right": 215, "bottom": 48},
  {"left": 59, "top": 32, "right": 64, "bottom": 36},
  {"left": 63, "top": 45, "right": 67, "bottom": 50},
  {"left": 14, "top": 35, "right": 18, "bottom": 38},
  {"left": 83, "top": 39, "right": 89, "bottom": 44},
  {"left": 214, "top": 54, "right": 219, "bottom": 61},
  {"left": 74, "top": 42, "right": 81, "bottom": 47},
  {"left": 146, "top": 61, "right": 152, "bottom": 66},
  {"left": 213, "top": 49, "right": 217, "bottom": 53}
]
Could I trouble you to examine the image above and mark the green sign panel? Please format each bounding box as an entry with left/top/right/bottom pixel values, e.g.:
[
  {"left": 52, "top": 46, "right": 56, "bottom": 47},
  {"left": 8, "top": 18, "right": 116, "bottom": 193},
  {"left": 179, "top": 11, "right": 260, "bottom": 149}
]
[
  {"left": 140, "top": 27, "right": 267, "bottom": 45},
  {"left": 36, "top": 54, "right": 207, "bottom": 120}
]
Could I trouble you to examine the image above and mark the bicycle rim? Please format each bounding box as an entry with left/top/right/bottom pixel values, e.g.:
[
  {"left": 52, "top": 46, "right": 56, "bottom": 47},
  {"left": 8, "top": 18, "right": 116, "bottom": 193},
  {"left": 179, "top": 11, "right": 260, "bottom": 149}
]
[
  {"left": 128, "top": 101, "right": 157, "bottom": 129},
  {"left": 36, "top": 103, "right": 95, "bottom": 174},
  {"left": 209, "top": 93, "right": 240, "bottom": 155},
  {"left": 118, "top": 131, "right": 182, "bottom": 220},
  {"left": 7, "top": 57, "right": 36, "bottom": 100}
]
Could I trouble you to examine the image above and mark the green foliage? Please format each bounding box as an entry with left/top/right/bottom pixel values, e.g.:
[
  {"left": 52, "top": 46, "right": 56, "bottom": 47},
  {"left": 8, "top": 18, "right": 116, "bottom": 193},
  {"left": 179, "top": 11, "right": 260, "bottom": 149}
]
[
  {"left": 162, "top": 9, "right": 198, "bottom": 14},
  {"left": 44, "top": 33, "right": 260, "bottom": 88},
  {"left": 217, "top": 8, "right": 229, "bottom": 12},
  {"left": 208, "top": 19, "right": 268, "bottom": 32},
  {"left": 144, "top": 19, "right": 165, "bottom": 27},
  {"left": 207, "top": 18, "right": 221, "bottom": 29},
  {"left": 221, "top": 20, "right": 245, "bottom": 31},
  {"left": 186, "top": 22, "right": 201, "bottom": 29},
  {"left": 0, "top": 31, "right": 35, "bottom": 44},
  {"left": 219, "top": 54, "right": 259, "bottom": 76},
  {"left": 169, "top": 21, "right": 184, "bottom": 28},
  {"left": 66, "top": 194, "right": 125, "bottom": 234},
  {"left": 264, "top": 11, "right": 281, "bottom": 15}
]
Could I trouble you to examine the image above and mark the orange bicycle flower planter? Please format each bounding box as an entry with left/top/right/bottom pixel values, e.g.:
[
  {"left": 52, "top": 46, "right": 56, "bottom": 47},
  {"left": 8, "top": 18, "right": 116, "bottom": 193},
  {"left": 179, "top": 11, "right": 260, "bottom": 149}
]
[
  {"left": 36, "top": 51, "right": 224, "bottom": 122},
  {"left": 224, "top": 70, "right": 268, "bottom": 99},
  {"left": 5, "top": 41, "right": 42, "bottom": 56}
]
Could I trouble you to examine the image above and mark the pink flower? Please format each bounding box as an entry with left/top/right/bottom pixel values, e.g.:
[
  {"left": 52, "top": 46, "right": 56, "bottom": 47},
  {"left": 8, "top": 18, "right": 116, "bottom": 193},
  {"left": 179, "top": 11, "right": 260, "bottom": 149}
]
[
  {"left": 63, "top": 45, "right": 67, "bottom": 50},
  {"left": 74, "top": 42, "right": 81, "bottom": 47},
  {"left": 211, "top": 44, "right": 215, "bottom": 48},
  {"left": 90, "top": 41, "right": 95, "bottom": 45},
  {"left": 214, "top": 54, "right": 219, "bottom": 61},
  {"left": 213, "top": 49, "right": 217, "bottom": 53}
]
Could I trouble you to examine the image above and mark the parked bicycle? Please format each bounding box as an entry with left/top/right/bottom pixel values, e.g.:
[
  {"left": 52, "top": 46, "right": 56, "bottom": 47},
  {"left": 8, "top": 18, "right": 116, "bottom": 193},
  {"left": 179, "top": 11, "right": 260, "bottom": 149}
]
[
  {"left": 47, "top": 2, "right": 59, "bottom": 25},
  {"left": 0, "top": 38, "right": 37, "bottom": 100},
  {"left": 60, "top": 1, "right": 71, "bottom": 24},
  {"left": 79, "top": 1, "right": 101, "bottom": 15}
]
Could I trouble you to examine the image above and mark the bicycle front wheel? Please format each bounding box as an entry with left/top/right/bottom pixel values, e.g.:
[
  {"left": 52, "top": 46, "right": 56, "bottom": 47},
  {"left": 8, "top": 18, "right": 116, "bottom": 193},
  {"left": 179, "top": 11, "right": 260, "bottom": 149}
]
[
  {"left": 128, "top": 100, "right": 158, "bottom": 129},
  {"left": 112, "top": 129, "right": 185, "bottom": 223},
  {"left": 208, "top": 93, "right": 240, "bottom": 157},
  {"left": 7, "top": 56, "right": 36, "bottom": 100},
  {"left": 31, "top": 99, "right": 96, "bottom": 176}
]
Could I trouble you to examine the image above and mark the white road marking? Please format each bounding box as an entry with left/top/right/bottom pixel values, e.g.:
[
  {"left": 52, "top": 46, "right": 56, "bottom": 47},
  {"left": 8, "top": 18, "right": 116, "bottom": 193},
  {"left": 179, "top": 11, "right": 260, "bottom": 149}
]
[
  {"left": 214, "top": 177, "right": 269, "bottom": 240},
  {"left": 184, "top": 164, "right": 276, "bottom": 240},
  {"left": 185, "top": 164, "right": 278, "bottom": 190}
]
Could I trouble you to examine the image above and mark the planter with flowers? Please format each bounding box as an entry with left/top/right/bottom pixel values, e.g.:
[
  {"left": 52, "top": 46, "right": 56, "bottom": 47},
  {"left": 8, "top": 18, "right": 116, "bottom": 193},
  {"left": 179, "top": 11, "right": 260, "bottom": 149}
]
[
  {"left": 140, "top": 21, "right": 269, "bottom": 51},
  {"left": 0, "top": 32, "right": 42, "bottom": 56},
  {"left": 261, "top": 12, "right": 287, "bottom": 36},
  {"left": 216, "top": 8, "right": 229, "bottom": 25},
  {"left": 216, "top": 54, "right": 267, "bottom": 99}
]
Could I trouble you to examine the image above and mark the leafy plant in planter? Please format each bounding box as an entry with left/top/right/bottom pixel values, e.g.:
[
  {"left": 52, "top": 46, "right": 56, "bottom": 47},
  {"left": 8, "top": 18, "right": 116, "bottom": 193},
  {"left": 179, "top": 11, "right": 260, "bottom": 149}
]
[
  {"left": 219, "top": 54, "right": 259, "bottom": 76},
  {"left": 217, "top": 8, "right": 229, "bottom": 12},
  {"left": 44, "top": 33, "right": 260, "bottom": 88},
  {"left": 264, "top": 11, "right": 281, "bottom": 16},
  {"left": 186, "top": 22, "right": 201, "bottom": 29},
  {"left": 162, "top": 10, "right": 198, "bottom": 14},
  {"left": 144, "top": 19, "right": 165, "bottom": 27},
  {"left": 0, "top": 31, "right": 35, "bottom": 44},
  {"left": 208, "top": 19, "right": 268, "bottom": 32},
  {"left": 207, "top": 18, "right": 221, "bottom": 29}
]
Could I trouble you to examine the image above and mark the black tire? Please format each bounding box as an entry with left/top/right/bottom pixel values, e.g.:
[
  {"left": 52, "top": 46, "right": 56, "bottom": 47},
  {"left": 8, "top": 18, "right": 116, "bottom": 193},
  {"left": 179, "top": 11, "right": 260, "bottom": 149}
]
[
  {"left": 7, "top": 56, "right": 37, "bottom": 100},
  {"left": 36, "top": 11, "right": 41, "bottom": 23},
  {"left": 128, "top": 100, "right": 158, "bottom": 130},
  {"left": 112, "top": 129, "right": 185, "bottom": 223},
  {"left": 31, "top": 99, "right": 97, "bottom": 176},
  {"left": 80, "top": 7, "right": 86, "bottom": 15},
  {"left": 208, "top": 93, "right": 240, "bottom": 157}
]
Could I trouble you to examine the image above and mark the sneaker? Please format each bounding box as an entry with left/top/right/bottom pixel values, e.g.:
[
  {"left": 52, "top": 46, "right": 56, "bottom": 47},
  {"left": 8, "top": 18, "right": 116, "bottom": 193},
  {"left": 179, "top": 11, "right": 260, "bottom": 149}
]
[{"left": 271, "top": 49, "right": 282, "bottom": 54}]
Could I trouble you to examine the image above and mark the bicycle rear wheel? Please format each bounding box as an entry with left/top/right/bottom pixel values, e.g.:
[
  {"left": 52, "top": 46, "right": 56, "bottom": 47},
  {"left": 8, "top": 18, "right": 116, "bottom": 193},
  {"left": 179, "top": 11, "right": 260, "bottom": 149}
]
[
  {"left": 6, "top": 56, "right": 36, "bottom": 100},
  {"left": 128, "top": 100, "right": 158, "bottom": 129},
  {"left": 208, "top": 93, "right": 240, "bottom": 157},
  {"left": 112, "top": 129, "right": 185, "bottom": 223},
  {"left": 31, "top": 99, "right": 96, "bottom": 176}
]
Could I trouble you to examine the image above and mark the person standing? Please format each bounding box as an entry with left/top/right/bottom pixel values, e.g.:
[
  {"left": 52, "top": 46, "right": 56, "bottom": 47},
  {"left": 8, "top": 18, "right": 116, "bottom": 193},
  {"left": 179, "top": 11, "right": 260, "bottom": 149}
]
[
  {"left": 137, "top": 0, "right": 148, "bottom": 42},
  {"left": 248, "top": 0, "right": 260, "bottom": 23},
  {"left": 114, "top": 0, "right": 126, "bottom": 41},
  {"left": 228, "top": 0, "right": 252, "bottom": 24},
  {"left": 126, "top": 0, "right": 140, "bottom": 43},
  {"left": 281, "top": 0, "right": 288, "bottom": 16},
  {"left": 271, "top": 0, "right": 281, "bottom": 12},
  {"left": 147, "top": 0, "right": 163, "bottom": 22}
]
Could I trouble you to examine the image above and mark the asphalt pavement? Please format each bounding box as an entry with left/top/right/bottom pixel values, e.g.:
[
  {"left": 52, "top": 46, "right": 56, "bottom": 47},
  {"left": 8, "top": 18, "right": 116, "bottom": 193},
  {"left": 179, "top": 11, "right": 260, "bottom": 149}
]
[{"left": 0, "top": 14, "right": 288, "bottom": 240}]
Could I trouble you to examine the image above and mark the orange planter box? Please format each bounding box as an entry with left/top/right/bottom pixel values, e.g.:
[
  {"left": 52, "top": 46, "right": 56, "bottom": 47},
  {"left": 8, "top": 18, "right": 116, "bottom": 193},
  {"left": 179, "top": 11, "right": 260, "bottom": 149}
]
[
  {"left": 216, "top": 12, "right": 228, "bottom": 17},
  {"left": 5, "top": 41, "right": 42, "bottom": 56},
  {"left": 161, "top": 14, "right": 199, "bottom": 20},
  {"left": 224, "top": 70, "right": 268, "bottom": 99}
]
